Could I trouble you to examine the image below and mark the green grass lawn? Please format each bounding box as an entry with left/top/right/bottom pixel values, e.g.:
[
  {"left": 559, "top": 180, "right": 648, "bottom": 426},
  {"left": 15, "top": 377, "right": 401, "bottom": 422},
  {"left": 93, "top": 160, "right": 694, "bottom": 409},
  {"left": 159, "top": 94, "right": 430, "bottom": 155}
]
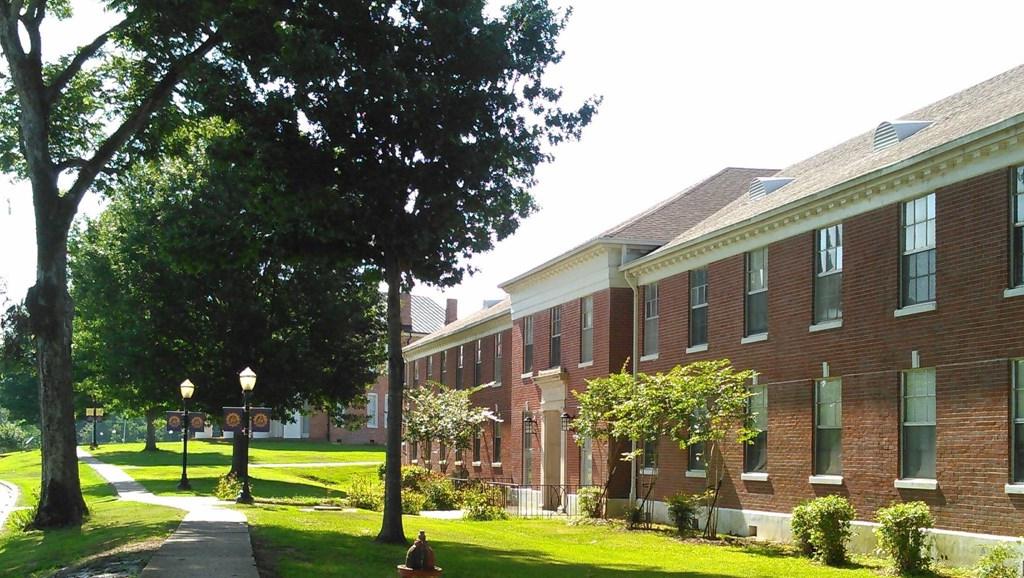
[
  {"left": 244, "top": 507, "right": 899, "bottom": 578},
  {"left": 0, "top": 450, "right": 183, "bottom": 578},
  {"left": 88, "top": 438, "right": 385, "bottom": 465}
]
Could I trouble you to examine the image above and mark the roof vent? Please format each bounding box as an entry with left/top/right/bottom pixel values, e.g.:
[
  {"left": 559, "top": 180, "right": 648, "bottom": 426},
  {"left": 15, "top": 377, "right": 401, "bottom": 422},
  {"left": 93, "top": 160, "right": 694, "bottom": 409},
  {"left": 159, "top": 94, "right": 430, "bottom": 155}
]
[
  {"left": 748, "top": 177, "right": 795, "bottom": 200},
  {"left": 873, "top": 120, "right": 933, "bottom": 152}
]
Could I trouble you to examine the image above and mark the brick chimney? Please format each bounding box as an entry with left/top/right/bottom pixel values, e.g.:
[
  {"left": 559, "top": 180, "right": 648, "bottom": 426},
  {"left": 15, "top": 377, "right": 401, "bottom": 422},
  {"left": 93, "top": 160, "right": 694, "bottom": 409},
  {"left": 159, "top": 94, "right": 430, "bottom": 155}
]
[
  {"left": 399, "top": 293, "right": 412, "bottom": 329},
  {"left": 445, "top": 298, "right": 458, "bottom": 325}
]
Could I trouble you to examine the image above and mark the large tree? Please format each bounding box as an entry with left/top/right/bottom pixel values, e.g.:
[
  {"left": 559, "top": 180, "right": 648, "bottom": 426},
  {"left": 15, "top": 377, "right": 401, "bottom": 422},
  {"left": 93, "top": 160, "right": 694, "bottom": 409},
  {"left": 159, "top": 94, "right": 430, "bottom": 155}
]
[
  {"left": 70, "top": 119, "right": 385, "bottom": 458},
  {"left": 220, "top": 0, "right": 599, "bottom": 543},
  {"left": 0, "top": 0, "right": 287, "bottom": 527}
]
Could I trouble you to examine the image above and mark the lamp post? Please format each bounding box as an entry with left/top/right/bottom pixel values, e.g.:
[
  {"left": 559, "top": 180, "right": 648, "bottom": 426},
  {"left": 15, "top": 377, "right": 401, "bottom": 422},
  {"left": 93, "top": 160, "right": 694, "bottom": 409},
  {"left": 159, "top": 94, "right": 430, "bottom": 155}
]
[
  {"left": 237, "top": 366, "right": 256, "bottom": 504},
  {"left": 178, "top": 379, "right": 195, "bottom": 490},
  {"left": 560, "top": 412, "right": 573, "bottom": 432}
]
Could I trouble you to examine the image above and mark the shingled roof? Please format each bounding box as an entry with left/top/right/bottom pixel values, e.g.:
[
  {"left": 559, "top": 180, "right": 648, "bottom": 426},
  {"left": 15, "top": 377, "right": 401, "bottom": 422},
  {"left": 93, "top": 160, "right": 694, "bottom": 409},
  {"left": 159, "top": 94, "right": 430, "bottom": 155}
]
[
  {"left": 655, "top": 64, "right": 1024, "bottom": 254},
  {"left": 404, "top": 297, "right": 510, "bottom": 355},
  {"left": 408, "top": 294, "right": 445, "bottom": 335}
]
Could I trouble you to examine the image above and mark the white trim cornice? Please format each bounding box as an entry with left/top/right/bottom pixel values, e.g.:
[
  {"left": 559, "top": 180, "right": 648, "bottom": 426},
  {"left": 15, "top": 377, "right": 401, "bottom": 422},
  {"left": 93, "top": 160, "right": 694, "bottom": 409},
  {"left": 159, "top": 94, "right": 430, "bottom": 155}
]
[
  {"left": 403, "top": 313, "right": 511, "bottom": 361},
  {"left": 626, "top": 120, "right": 1024, "bottom": 285}
]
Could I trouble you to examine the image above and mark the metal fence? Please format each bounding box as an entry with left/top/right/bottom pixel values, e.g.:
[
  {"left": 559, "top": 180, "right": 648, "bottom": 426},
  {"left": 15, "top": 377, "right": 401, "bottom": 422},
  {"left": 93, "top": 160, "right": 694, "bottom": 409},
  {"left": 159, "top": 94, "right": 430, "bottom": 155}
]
[{"left": 483, "top": 482, "right": 603, "bottom": 518}]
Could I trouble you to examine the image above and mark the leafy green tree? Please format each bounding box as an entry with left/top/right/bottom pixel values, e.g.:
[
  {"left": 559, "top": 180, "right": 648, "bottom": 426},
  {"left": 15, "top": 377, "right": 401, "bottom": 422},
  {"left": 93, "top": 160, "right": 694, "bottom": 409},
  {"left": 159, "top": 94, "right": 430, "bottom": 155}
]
[
  {"left": 70, "top": 119, "right": 386, "bottom": 462},
  {"left": 403, "top": 382, "right": 489, "bottom": 468},
  {"left": 0, "top": 1, "right": 287, "bottom": 527},
  {"left": 574, "top": 360, "right": 756, "bottom": 538},
  {"left": 0, "top": 300, "right": 38, "bottom": 425},
  {"left": 218, "top": 0, "right": 599, "bottom": 543}
]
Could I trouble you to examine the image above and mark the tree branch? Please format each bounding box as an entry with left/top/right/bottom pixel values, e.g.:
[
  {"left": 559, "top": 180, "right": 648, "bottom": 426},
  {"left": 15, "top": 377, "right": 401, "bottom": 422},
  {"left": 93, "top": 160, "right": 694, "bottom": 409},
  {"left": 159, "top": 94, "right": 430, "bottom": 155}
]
[
  {"left": 61, "top": 30, "right": 223, "bottom": 223},
  {"left": 47, "top": 19, "right": 127, "bottom": 103}
]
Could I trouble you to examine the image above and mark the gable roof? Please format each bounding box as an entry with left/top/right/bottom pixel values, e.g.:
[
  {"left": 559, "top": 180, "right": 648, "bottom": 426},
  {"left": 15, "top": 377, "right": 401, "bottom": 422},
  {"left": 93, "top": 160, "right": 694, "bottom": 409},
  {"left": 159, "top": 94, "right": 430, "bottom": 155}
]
[
  {"left": 408, "top": 294, "right": 445, "bottom": 335},
  {"left": 403, "top": 297, "right": 511, "bottom": 357},
  {"left": 650, "top": 64, "right": 1024, "bottom": 256}
]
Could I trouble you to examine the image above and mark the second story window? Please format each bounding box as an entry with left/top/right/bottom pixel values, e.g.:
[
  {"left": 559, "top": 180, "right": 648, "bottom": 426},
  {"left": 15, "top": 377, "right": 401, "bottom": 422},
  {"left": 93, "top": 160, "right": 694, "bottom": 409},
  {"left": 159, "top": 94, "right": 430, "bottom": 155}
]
[
  {"left": 1012, "top": 167, "right": 1024, "bottom": 288},
  {"left": 523, "top": 316, "right": 534, "bottom": 373},
  {"left": 456, "top": 345, "right": 464, "bottom": 388},
  {"left": 475, "top": 339, "right": 482, "bottom": 386},
  {"left": 901, "top": 193, "right": 936, "bottom": 307},
  {"left": 689, "top": 268, "right": 708, "bottom": 347},
  {"left": 745, "top": 248, "right": 768, "bottom": 336},
  {"left": 549, "top": 306, "right": 562, "bottom": 368},
  {"left": 814, "top": 224, "right": 843, "bottom": 323},
  {"left": 580, "top": 296, "right": 594, "bottom": 364},
  {"left": 494, "top": 333, "right": 503, "bottom": 385},
  {"left": 440, "top": 351, "right": 447, "bottom": 385},
  {"left": 643, "top": 283, "right": 659, "bottom": 356}
]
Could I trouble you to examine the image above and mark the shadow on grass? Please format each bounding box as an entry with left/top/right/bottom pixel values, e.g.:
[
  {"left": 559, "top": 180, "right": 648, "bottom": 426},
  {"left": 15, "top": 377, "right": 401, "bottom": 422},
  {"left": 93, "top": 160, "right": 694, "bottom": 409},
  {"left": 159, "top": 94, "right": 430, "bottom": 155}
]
[
  {"left": 250, "top": 522, "right": 739, "bottom": 578},
  {"left": 133, "top": 470, "right": 348, "bottom": 501},
  {"left": 89, "top": 449, "right": 230, "bottom": 468}
]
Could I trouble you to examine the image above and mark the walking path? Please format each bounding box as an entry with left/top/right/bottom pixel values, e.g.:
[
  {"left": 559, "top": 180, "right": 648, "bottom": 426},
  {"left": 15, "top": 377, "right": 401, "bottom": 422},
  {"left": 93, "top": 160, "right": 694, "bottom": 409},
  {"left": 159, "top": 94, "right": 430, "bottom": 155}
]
[
  {"left": 77, "top": 449, "right": 259, "bottom": 578},
  {"left": 0, "top": 478, "right": 21, "bottom": 531},
  {"left": 250, "top": 460, "right": 380, "bottom": 468}
]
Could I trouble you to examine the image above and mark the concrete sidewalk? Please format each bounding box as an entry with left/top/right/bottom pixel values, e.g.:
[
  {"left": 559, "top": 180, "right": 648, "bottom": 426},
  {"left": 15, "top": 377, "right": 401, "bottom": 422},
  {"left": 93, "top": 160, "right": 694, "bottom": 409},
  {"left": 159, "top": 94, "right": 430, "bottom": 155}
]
[
  {"left": 0, "top": 478, "right": 20, "bottom": 531},
  {"left": 78, "top": 449, "right": 259, "bottom": 578}
]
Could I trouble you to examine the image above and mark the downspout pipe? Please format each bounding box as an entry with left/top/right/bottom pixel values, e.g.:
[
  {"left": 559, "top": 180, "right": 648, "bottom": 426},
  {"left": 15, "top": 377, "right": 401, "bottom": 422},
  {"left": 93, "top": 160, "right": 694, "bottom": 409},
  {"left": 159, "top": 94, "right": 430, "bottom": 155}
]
[{"left": 624, "top": 268, "right": 640, "bottom": 506}]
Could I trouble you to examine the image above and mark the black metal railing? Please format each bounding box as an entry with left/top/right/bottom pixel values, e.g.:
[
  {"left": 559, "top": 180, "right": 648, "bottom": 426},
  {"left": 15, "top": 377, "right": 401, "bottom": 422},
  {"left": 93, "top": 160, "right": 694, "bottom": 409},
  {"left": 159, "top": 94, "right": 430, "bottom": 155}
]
[{"left": 484, "top": 482, "right": 603, "bottom": 518}]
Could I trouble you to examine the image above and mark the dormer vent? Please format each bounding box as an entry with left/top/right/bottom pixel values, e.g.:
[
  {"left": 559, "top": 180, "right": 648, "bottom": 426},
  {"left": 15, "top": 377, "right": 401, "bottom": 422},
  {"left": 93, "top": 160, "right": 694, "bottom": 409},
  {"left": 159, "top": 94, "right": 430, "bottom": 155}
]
[
  {"left": 748, "top": 177, "right": 795, "bottom": 200},
  {"left": 873, "top": 120, "right": 934, "bottom": 152}
]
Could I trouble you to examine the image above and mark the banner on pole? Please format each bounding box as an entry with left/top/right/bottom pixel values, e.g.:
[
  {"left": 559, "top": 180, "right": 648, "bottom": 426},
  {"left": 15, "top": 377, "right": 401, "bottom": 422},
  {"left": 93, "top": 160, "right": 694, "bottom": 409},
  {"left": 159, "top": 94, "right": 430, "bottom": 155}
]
[
  {"left": 166, "top": 411, "right": 183, "bottom": 432},
  {"left": 251, "top": 407, "right": 272, "bottom": 433},
  {"left": 222, "top": 407, "right": 244, "bottom": 432},
  {"left": 188, "top": 413, "right": 206, "bottom": 432}
]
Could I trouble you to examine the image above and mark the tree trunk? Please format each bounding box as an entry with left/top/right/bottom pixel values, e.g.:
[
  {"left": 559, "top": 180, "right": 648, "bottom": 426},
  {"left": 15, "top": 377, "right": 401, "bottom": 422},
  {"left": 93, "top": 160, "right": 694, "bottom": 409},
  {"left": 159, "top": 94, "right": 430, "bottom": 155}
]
[
  {"left": 143, "top": 408, "right": 158, "bottom": 451},
  {"left": 29, "top": 209, "right": 87, "bottom": 528},
  {"left": 376, "top": 258, "right": 407, "bottom": 545},
  {"left": 230, "top": 429, "right": 248, "bottom": 478}
]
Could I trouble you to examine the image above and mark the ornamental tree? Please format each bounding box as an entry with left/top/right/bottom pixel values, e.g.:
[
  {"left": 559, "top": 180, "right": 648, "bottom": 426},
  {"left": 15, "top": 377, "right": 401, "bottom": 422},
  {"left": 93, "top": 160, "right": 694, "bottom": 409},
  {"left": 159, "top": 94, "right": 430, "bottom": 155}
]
[
  {"left": 403, "top": 382, "right": 489, "bottom": 468},
  {"left": 574, "top": 360, "right": 756, "bottom": 537}
]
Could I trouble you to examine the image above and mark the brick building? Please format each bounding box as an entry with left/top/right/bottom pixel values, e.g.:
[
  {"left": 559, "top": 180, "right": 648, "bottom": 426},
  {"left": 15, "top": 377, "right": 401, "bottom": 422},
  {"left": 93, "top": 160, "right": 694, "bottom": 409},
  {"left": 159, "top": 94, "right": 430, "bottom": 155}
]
[{"left": 400, "top": 65, "right": 1024, "bottom": 564}]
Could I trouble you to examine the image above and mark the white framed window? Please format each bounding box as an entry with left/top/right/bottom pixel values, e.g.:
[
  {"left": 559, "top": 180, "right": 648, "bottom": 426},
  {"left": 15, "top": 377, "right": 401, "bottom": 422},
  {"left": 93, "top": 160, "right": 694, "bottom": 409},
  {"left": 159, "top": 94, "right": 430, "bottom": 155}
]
[
  {"left": 494, "top": 333, "right": 503, "bottom": 385},
  {"left": 413, "top": 360, "right": 420, "bottom": 385},
  {"left": 581, "top": 437, "right": 593, "bottom": 485},
  {"left": 456, "top": 345, "right": 464, "bottom": 388},
  {"left": 689, "top": 268, "right": 708, "bottom": 347},
  {"left": 688, "top": 442, "right": 705, "bottom": 472},
  {"left": 643, "top": 283, "right": 659, "bottom": 356},
  {"left": 427, "top": 356, "right": 433, "bottom": 380},
  {"left": 383, "top": 394, "right": 389, "bottom": 429},
  {"left": 745, "top": 248, "right": 768, "bottom": 336},
  {"left": 440, "top": 351, "right": 447, "bottom": 384},
  {"left": 901, "top": 193, "right": 936, "bottom": 307},
  {"left": 366, "top": 393, "right": 378, "bottom": 429},
  {"left": 901, "top": 368, "right": 936, "bottom": 479},
  {"left": 815, "top": 379, "right": 842, "bottom": 475},
  {"left": 745, "top": 384, "right": 767, "bottom": 472},
  {"left": 549, "top": 306, "right": 562, "bottom": 368},
  {"left": 814, "top": 225, "right": 843, "bottom": 323},
  {"left": 472, "top": 429, "right": 482, "bottom": 463},
  {"left": 493, "top": 420, "right": 502, "bottom": 462},
  {"left": 1013, "top": 168, "right": 1024, "bottom": 288},
  {"left": 643, "top": 439, "right": 658, "bottom": 470},
  {"left": 523, "top": 316, "right": 534, "bottom": 373},
  {"left": 580, "top": 296, "right": 594, "bottom": 364},
  {"left": 1013, "top": 361, "right": 1024, "bottom": 483},
  {"left": 474, "top": 339, "right": 482, "bottom": 385}
]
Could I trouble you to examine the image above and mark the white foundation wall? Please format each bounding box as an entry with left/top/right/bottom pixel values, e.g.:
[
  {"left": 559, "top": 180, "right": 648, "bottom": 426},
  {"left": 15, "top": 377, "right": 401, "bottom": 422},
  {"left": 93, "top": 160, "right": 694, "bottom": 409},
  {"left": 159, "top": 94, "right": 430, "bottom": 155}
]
[{"left": 640, "top": 500, "right": 1024, "bottom": 569}]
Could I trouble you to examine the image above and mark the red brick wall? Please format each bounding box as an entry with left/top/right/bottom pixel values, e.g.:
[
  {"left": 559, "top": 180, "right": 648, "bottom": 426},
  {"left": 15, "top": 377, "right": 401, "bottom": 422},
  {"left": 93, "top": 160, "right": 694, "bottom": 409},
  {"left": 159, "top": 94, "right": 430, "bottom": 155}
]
[{"left": 633, "top": 168, "right": 1024, "bottom": 536}]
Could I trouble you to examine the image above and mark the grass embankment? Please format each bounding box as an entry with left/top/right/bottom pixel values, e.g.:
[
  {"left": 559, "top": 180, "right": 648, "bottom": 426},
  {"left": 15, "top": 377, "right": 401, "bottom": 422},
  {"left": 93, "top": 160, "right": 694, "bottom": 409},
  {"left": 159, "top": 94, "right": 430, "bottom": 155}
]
[
  {"left": 89, "top": 440, "right": 384, "bottom": 503},
  {"left": 245, "top": 507, "right": 900, "bottom": 578},
  {"left": 0, "top": 450, "right": 183, "bottom": 578}
]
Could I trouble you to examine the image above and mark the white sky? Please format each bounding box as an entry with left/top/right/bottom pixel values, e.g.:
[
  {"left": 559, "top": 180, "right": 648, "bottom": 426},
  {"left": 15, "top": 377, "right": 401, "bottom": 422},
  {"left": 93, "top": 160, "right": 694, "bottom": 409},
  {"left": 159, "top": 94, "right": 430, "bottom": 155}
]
[{"left": 3, "top": 1, "right": 1024, "bottom": 319}]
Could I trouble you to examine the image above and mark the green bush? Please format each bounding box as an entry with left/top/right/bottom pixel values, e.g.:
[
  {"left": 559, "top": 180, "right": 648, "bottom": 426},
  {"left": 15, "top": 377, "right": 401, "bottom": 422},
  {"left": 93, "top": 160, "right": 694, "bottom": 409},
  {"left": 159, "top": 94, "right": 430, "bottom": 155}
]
[
  {"left": 421, "top": 476, "right": 460, "bottom": 510},
  {"left": 401, "top": 465, "right": 434, "bottom": 492},
  {"left": 347, "top": 474, "right": 385, "bottom": 511},
  {"left": 402, "top": 491, "right": 427, "bottom": 515},
  {"left": 214, "top": 473, "right": 243, "bottom": 500},
  {"left": 874, "top": 501, "right": 933, "bottom": 574},
  {"left": 576, "top": 486, "right": 603, "bottom": 519},
  {"left": 0, "top": 420, "right": 37, "bottom": 453},
  {"left": 789, "top": 495, "right": 855, "bottom": 565},
  {"left": 973, "top": 542, "right": 1021, "bottom": 578},
  {"left": 461, "top": 484, "right": 508, "bottom": 521},
  {"left": 377, "top": 462, "right": 387, "bottom": 480},
  {"left": 624, "top": 503, "right": 650, "bottom": 530},
  {"left": 666, "top": 491, "right": 703, "bottom": 534}
]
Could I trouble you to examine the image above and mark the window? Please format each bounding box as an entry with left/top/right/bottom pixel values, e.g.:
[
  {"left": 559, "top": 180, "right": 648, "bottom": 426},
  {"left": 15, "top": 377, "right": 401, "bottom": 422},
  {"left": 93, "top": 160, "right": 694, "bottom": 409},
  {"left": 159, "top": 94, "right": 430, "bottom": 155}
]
[
  {"left": 455, "top": 447, "right": 463, "bottom": 464},
  {"left": 745, "top": 384, "right": 767, "bottom": 472},
  {"left": 1013, "top": 168, "right": 1024, "bottom": 287},
  {"left": 366, "top": 393, "right": 378, "bottom": 429},
  {"left": 689, "top": 268, "right": 708, "bottom": 347},
  {"left": 688, "top": 442, "right": 705, "bottom": 472},
  {"left": 440, "top": 351, "right": 447, "bottom": 384},
  {"left": 411, "top": 440, "right": 418, "bottom": 460},
  {"left": 549, "top": 306, "right": 562, "bottom": 368},
  {"left": 522, "top": 419, "right": 532, "bottom": 482},
  {"left": 523, "top": 316, "right": 534, "bottom": 373},
  {"left": 581, "top": 437, "right": 593, "bottom": 485},
  {"left": 902, "top": 368, "right": 936, "bottom": 479},
  {"left": 494, "top": 333, "right": 503, "bottom": 385},
  {"left": 413, "top": 360, "right": 420, "bottom": 385},
  {"left": 814, "top": 224, "right": 843, "bottom": 323},
  {"left": 1014, "top": 361, "right": 1024, "bottom": 482},
  {"left": 427, "top": 356, "right": 433, "bottom": 380},
  {"left": 493, "top": 420, "right": 502, "bottom": 463},
  {"left": 901, "top": 193, "right": 936, "bottom": 306},
  {"left": 643, "top": 439, "right": 658, "bottom": 470},
  {"left": 473, "top": 430, "right": 482, "bottom": 463},
  {"left": 580, "top": 296, "right": 594, "bottom": 364},
  {"left": 384, "top": 394, "right": 389, "bottom": 429},
  {"left": 456, "top": 345, "right": 464, "bottom": 388},
  {"left": 745, "top": 248, "right": 768, "bottom": 336},
  {"left": 439, "top": 441, "right": 447, "bottom": 463},
  {"left": 474, "top": 339, "right": 482, "bottom": 386},
  {"left": 643, "top": 283, "right": 659, "bottom": 356},
  {"left": 815, "top": 379, "right": 842, "bottom": 475}
]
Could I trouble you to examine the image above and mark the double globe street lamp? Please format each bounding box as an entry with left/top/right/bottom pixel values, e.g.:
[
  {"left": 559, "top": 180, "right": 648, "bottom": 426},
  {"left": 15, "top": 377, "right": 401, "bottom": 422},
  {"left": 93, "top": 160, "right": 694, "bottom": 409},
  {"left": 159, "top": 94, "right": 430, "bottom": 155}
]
[
  {"left": 178, "top": 379, "right": 196, "bottom": 491},
  {"left": 237, "top": 367, "right": 257, "bottom": 504}
]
